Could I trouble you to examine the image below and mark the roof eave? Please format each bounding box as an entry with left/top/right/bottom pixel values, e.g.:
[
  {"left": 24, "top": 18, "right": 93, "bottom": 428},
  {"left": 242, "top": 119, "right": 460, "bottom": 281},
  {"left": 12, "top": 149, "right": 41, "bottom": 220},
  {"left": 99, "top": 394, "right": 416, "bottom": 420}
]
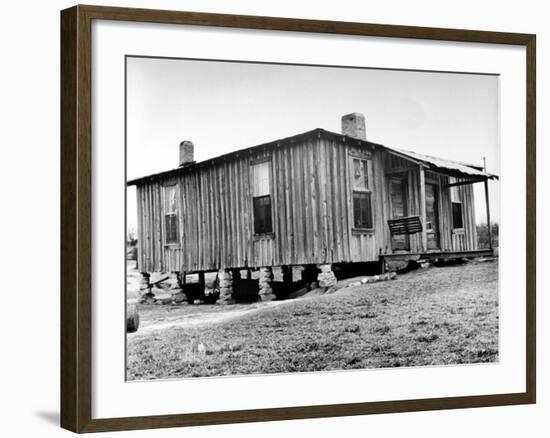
[
  {"left": 381, "top": 146, "right": 498, "bottom": 180},
  {"left": 126, "top": 128, "right": 498, "bottom": 186},
  {"left": 126, "top": 128, "right": 379, "bottom": 186}
]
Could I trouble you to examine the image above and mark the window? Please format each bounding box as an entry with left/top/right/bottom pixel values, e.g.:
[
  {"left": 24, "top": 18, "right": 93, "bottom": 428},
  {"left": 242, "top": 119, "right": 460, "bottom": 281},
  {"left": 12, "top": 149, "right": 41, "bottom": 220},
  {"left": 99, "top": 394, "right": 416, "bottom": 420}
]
[
  {"left": 251, "top": 160, "right": 272, "bottom": 234},
  {"left": 452, "top": 202, "right": 463, "bottom": 229},
  {"left": 352, "top": 158, "right": 369, "bottom": 191},
  {"left": 164, "top": 185, "right": 178, "bottom": 244},
  {"left": 449, "top": 177, "right": 463, "bottom": 229},
  {"left": 253, "top": 195, "right": 272, "bottom": 234},
  {"left": 353, "top": 192, "right": 373, "bottom": 228},
  {"left": 350, "top": 157, "right": 373, "bottom": 229}
]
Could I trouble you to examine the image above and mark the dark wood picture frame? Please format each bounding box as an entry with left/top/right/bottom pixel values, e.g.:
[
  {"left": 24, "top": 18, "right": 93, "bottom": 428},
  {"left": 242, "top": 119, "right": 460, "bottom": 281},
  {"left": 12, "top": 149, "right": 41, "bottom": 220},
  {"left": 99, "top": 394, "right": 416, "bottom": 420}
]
[{"left": 60, "top": 4, "right": 536, "bottom": 433}]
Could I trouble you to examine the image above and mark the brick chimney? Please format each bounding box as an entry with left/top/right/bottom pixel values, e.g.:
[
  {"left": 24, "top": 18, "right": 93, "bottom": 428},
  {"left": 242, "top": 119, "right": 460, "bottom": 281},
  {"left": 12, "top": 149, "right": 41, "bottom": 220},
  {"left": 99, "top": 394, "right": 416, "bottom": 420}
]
[
  {"left": 179, "top": 140, "right": 194, "bottom": 166},
  {"left": 341, "top": 113, "right": 366, "bottom": 140}
]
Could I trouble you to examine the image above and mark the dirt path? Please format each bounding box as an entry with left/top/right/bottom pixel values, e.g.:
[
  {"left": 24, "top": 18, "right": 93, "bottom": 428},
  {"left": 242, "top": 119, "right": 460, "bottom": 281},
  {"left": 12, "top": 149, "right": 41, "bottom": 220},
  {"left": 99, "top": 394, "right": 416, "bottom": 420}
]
[
  {"left": 129, "top": 262, "right": 493, "bottom": 338},
  {"left": 129, "top": 299, "right": 293, "bottom": 337},
  {"left": 128, "top": 272, "right": 397, "bottom": 337}
]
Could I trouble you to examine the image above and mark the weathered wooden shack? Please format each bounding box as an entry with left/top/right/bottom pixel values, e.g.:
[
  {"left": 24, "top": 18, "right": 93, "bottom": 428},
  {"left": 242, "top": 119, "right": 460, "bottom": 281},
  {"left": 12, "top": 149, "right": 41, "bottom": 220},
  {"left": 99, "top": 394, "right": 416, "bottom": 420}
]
[{"left": 128, "top": 113, "right": 497, "bottom": 303}]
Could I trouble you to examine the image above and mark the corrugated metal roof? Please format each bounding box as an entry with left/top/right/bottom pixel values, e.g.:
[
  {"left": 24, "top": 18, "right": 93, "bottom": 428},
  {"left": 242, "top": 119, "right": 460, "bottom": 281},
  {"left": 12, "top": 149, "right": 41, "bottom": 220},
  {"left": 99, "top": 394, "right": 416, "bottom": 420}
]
[
  {"left": 127, "top": 128, "right": 498, "bottom": 185},
  {"left": 382, "top": 146, "right": 498, "bottom": 180}
]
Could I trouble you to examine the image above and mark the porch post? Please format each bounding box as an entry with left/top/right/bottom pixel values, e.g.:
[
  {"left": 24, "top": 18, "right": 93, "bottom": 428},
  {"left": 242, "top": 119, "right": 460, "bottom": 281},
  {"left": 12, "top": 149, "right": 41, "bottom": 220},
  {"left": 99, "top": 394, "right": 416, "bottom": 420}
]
[
  {"left": 419, "top": 165, "right": 427, "bottom": 252},
  {"left": 484, "top": 178, "right": 493, "bottom": 251}
]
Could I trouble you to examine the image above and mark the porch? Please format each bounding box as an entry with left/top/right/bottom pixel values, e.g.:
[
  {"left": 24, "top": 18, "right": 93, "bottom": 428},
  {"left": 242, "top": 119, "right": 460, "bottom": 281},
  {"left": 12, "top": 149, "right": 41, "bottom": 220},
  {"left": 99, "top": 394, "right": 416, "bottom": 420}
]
[
  {"left": 382, "top": 147, "right": 498, "bottom": 257},
  {"left": 381, "top": 248, "right": 494, "bottom": 262}
]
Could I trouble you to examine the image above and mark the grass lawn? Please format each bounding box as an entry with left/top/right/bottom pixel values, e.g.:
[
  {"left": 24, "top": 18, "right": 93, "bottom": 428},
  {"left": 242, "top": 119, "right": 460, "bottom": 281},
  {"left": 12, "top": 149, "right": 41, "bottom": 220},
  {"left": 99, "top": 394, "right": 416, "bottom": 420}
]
[{"left": 126, "top": 260, "right": 498, "bottom": 380}]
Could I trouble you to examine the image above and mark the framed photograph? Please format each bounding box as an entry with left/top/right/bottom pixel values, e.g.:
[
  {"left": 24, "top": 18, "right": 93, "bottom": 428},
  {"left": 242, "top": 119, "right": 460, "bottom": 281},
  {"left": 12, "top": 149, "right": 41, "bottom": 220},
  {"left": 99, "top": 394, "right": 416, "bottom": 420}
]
[{"left": 60, "top": 5, "right": 536, "bottom": 433}]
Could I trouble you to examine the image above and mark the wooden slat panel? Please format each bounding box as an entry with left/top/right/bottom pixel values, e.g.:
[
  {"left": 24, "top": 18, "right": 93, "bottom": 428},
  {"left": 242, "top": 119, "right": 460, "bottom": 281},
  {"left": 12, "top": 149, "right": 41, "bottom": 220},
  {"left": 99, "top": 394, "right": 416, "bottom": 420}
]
[
  {"left": 309, "top": 141, "right": 319, "bottom": 261},
  {"left": 136, "top": 186, "right": 144, "bottom": 270},
  {"left": 292, "top": 144, "right": 303, "bottom": 264},
  {"left": 331, "top": 143, "right": 341, "bottom": 260},
  {"left": 286, "top": 145, "right": 296, "bottom": 264},
  {"left": 350, "top": 232, "right": 376, "bottom": 261},
  {"left": 155, "top": 183, "right": 163, "bottom": 271},
  {"left": 467, "top": 184, "right": 478, "bottom": 250},
  {"left": 320, "top": 140, "right": 330, "bottom": 261},
  {"left": 388, "top": 216, "right": 423, "bottom": 235},
  {"left": 144, "top": 184, "right": 152, "bottom": 270}
]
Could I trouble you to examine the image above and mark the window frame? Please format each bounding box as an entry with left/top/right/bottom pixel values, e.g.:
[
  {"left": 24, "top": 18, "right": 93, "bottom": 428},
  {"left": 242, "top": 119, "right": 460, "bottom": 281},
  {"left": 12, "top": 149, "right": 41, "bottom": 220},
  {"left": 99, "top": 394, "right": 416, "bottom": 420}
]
[
  {"left": 252, "top": 194, "right": 273, "bottom": 236},
  {"left": 451, "top": 201, "right": 464, "bottom": 230},
  {"left": 163, "top": 184, "right": 179, "bottom": 245},
  {"left": 449, "top": 177, "right": 465, "bottom": 230},
  {"left": 353, "top": 191, "right": 373, "bottom": 229},
  {"left": 250, "top": 157, "right": 274, "bottom": 237},
  {"left": 349, "top": 154, "right": 374, "bottom": 232}
]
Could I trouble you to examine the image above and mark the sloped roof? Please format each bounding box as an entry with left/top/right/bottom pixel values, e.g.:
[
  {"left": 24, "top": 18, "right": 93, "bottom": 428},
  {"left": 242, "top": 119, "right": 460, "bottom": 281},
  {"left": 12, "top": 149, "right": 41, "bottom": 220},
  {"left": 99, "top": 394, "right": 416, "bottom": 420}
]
[
  {"left": 381, "top": 147, "right": 498, "bottom": 180},
  {"left": 127, "top": 128, "right": 497, "bottom": 185}
]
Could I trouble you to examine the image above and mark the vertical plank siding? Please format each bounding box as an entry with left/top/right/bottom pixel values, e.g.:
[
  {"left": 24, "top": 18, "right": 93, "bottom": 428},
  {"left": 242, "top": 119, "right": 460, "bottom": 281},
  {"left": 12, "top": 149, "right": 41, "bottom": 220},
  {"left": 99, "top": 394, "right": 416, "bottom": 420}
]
[
  {"left": 135, "top": 138, "right": 480, "bottom": 273},
  {"left": 450, "top": 180, "right": 477, "bottom": 252},
  {"left": 428, "top": 173, "right": 477, "bottom": 253}
]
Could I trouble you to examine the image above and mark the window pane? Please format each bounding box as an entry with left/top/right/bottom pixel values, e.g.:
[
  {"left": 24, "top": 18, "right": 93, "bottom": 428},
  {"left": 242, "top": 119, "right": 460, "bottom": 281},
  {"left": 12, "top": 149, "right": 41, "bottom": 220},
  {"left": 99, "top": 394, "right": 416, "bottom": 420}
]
[
  {"left": 164, "top": 186, "right": 179, "bottom": 244},
  {"left": 165, "top": 186, "right": 177, "bottom": 213},
  {"left": 253, "top": 195, "right": 272, "bottom": 234},
  {"left": 252, "top": 161, "right": 270, "bottom": 197},
  {"left": 352, "top": 158, "right": 369, "bottom": 191},
  {"left": 452, "top": 202, "right": 463, "bottom": 229},
  {"left": 353, "top": 191, "right": 372, "bottom": 228},
  {"left": 449, "top": 177, "right": 461, "bottom": 202},
  {"left": 165, "top": 214, "right": 178, "bottom": 243}
]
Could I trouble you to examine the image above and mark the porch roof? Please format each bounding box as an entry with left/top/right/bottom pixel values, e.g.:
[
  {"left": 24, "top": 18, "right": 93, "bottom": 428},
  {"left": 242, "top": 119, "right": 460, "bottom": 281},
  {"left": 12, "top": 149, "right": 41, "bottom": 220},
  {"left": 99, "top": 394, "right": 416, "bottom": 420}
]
[{"left": 380, "top": 146, "right": 499, "bottom": 181}]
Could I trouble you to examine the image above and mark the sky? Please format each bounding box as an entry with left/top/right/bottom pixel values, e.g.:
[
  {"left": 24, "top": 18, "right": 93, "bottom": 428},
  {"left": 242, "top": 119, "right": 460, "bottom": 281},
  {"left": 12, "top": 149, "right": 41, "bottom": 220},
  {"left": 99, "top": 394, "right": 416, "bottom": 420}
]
[{"left": 126, "top": 57, "right": 499, "bottom": 233}]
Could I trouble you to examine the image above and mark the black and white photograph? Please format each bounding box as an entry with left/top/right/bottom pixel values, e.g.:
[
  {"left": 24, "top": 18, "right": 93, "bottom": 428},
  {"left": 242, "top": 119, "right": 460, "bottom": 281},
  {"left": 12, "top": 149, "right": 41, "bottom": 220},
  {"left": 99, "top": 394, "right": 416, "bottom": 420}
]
[
  {"left": 125, "top": 57, "right": 500, "bottom": 381},
  {"left": 1, "top": 0, "right": 543, "bottom": 435}
]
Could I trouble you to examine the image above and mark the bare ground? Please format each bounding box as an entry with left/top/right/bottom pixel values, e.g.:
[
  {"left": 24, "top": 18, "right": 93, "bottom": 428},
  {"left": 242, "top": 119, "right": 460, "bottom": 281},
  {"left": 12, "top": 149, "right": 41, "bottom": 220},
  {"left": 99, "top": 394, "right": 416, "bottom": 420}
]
[
  {"left": 126, "top": 259, "right": 498, "bottom": 380},
  {"left": 131, "top": 300, "right": 292, "bottom": 334}
]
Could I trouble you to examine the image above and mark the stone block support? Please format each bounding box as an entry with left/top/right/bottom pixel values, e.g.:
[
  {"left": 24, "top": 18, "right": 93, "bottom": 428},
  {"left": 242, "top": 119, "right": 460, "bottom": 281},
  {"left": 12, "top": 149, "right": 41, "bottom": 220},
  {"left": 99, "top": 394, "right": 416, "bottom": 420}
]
[
  {"left": 258, "top": 267, "right": 276, "bottom": 301},
  {"left": 204, "top": 275, "right": 216, "bottom": 297},
  {"left": 170, "top": 272, "right": 186, "bottom": 304},
  {"left": 317, "top": 264, "right": 337, "bottom": 289},
  {"left": 139, "top": 272, "right": 155, "bottom": 304},
  {"left": 218, "top": 269, "right": 234, "bottom": 304}
]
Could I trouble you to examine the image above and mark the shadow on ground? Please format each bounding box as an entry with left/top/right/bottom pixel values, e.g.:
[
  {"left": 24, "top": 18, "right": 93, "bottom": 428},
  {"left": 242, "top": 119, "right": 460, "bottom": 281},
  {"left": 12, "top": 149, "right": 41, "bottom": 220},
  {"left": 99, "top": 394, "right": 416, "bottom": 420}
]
[{"left": 34, "top": 410, "right": 59, "bottom": 427}]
